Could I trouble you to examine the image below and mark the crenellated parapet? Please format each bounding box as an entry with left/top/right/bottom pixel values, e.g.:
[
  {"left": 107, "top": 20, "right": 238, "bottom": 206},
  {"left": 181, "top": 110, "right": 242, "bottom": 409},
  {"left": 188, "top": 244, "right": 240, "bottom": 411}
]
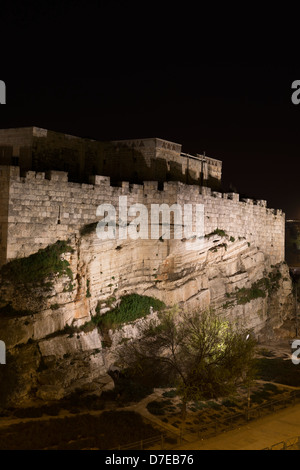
[{"left": 0, "top": 165, "right": 285, "bottom": 266}]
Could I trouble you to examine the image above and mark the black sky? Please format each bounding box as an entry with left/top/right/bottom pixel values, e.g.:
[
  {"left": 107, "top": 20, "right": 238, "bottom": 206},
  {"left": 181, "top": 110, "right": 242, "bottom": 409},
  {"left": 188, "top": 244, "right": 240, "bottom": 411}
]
[{"left": 0, "top": 1, "right": 300, "bottom": 218}]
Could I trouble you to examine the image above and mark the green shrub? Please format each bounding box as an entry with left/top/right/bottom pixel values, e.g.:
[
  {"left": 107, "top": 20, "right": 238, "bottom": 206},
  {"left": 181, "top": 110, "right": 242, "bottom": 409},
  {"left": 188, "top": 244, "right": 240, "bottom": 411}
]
[
  {"left": 50, "top": 303, "right": 60, "bottom": 310},
  {"left": 118, "top": 381, "right": 153, "bottom": 404},
  {"left": 250, "top": 389, "right": 272, "bottom": 404},
  {"left": 236, "top": 285, "right": 266, "bottom": 305},
  {"left": 105, "top": 296, "right": 116, "bottom": 307},
  {"left": 86, "top": 279, "right": 91, "bottom": 298},
  {"left": 97, "top": 294, "right": 165, "bottom": 331},
  {"left": 221, "top": 399, "right": 238, "bottom": 409},
  {"left": 162, "top": 389, "right": 177, "bottom": 398},
  {"left": 262, "top": 382, "right": 280, "bottom": 393},
  {"left": 205, "top": 228, "right": 227, "bottom": 238},
  {"left": 255, "top": 357, "right": 300, "bottom": 386},
  {"left": 191, "top": 401, "right": 208, "bottom": 410},
  {"left": 207, "top": 400, "right": 222, "bottom": 410},
  {"left": 146, "top": 400, "right": 166, "bottom": 415},
  {"left": 224, "top": 270, "right": 282, "bottom": 307},
  {"left": 63, "top": 282, "right": 74, "bottom": 292},
  {"left": 0, "top": 240, "right": 74, "bottom": 285},
  {"left": 104, "top": 369, "right": 154, "bottom": 404}
]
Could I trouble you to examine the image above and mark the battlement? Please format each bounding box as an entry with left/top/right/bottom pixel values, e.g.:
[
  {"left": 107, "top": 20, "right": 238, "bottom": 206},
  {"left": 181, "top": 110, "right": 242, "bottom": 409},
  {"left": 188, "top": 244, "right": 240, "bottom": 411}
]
[
  {"left": 4, "top": 166, "right": 278, "bottom": 210},
  {"left": 111, "top": 137, "right": 182, "bottom": 153},
  {"left": 0, "top": 165, "right": 285, "bottom": 266}
]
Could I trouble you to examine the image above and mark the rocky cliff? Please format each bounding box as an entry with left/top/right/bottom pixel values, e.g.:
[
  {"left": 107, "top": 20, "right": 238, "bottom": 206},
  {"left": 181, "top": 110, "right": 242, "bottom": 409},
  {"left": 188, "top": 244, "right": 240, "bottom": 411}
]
[{"left": 0, "top": 229, "right": 295, "bottom": 408}]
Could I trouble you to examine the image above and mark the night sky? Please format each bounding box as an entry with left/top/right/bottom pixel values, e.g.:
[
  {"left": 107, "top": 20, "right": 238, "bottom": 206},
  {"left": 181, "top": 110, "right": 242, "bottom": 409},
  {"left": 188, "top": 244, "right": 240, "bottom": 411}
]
[{"left": 1, "top": 1, "right": 300, "bottom": 218}]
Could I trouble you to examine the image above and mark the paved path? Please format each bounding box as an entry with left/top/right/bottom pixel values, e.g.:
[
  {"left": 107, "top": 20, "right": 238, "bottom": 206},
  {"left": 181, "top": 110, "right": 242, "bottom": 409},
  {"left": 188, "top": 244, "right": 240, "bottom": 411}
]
[{"left": 176, "top": 402, "right": 300, "bottom": 450}]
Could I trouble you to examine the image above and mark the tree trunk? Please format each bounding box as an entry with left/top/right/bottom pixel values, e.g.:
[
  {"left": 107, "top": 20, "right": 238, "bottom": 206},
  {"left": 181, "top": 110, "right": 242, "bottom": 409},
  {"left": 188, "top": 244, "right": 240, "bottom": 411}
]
[{"left": 181, "top": 400, "right": 187, "bottom": 422}]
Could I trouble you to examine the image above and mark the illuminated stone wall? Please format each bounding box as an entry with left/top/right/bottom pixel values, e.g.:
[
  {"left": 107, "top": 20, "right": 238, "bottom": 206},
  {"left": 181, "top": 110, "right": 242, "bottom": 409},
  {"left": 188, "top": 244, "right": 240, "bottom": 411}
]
[{"left": 0, "top": 166, "right": 284, "bottom": 266}]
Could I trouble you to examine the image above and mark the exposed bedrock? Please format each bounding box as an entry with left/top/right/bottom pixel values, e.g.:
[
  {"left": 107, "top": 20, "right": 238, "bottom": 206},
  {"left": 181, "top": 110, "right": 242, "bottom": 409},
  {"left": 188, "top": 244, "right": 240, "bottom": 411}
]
[{"left": 0, "top": 231, "right": 294, "bottom": 407}]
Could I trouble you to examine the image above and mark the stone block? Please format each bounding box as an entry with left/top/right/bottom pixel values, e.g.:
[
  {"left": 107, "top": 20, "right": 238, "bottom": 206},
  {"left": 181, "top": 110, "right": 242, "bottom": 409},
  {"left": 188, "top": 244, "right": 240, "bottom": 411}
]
[
  {"left": 89, "top": 175, "right": 110, "bottom": 185},
  {"left": 46, "top": 171, "right": 68, "bottom": 182}
]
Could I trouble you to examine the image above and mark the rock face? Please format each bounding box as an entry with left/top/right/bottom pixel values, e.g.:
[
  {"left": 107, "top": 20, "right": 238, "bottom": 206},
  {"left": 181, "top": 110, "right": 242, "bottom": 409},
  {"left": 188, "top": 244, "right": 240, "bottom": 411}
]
[{"left": 0, "top": 230, "right": 295, "bottom": 408}]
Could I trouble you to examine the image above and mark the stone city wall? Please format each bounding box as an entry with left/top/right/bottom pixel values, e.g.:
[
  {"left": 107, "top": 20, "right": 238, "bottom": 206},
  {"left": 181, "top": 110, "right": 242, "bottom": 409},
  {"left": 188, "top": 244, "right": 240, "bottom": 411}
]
[{"left": 0, "top": 165, "right": 284, "bottom": 266}]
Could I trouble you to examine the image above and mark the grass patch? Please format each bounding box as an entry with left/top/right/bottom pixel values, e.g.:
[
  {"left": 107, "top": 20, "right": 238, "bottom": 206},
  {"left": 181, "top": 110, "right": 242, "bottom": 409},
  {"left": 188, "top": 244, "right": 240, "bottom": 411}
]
[
  {"left": 86, "top": 279, "right": 91, "bottom": 298},
  {"left": 235, "top": 284, "right": 266, "bottom": 305},
  {"left": 0, "top": 240, "right": 74, "bottom": 286},
  {"left": 102, "top": 296, "right": 117, "bottom": 309},
  {"left": 205, "top": 228, "right": 227, "bottom": 238},
  {"left": 94, "top": 294, "right": 165, "bottom": 331},
  {"left": 224, "top": 269, "right": 282, "bottom": 306},
  {"left": 63, "top": 282, "right": 74, "bottom": 292},
  {"left": 222, "top": 300, "right": 235, "bottom": 309},
  {"left": 50, "top": 303, "right": 60, "bottom": 310}
]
